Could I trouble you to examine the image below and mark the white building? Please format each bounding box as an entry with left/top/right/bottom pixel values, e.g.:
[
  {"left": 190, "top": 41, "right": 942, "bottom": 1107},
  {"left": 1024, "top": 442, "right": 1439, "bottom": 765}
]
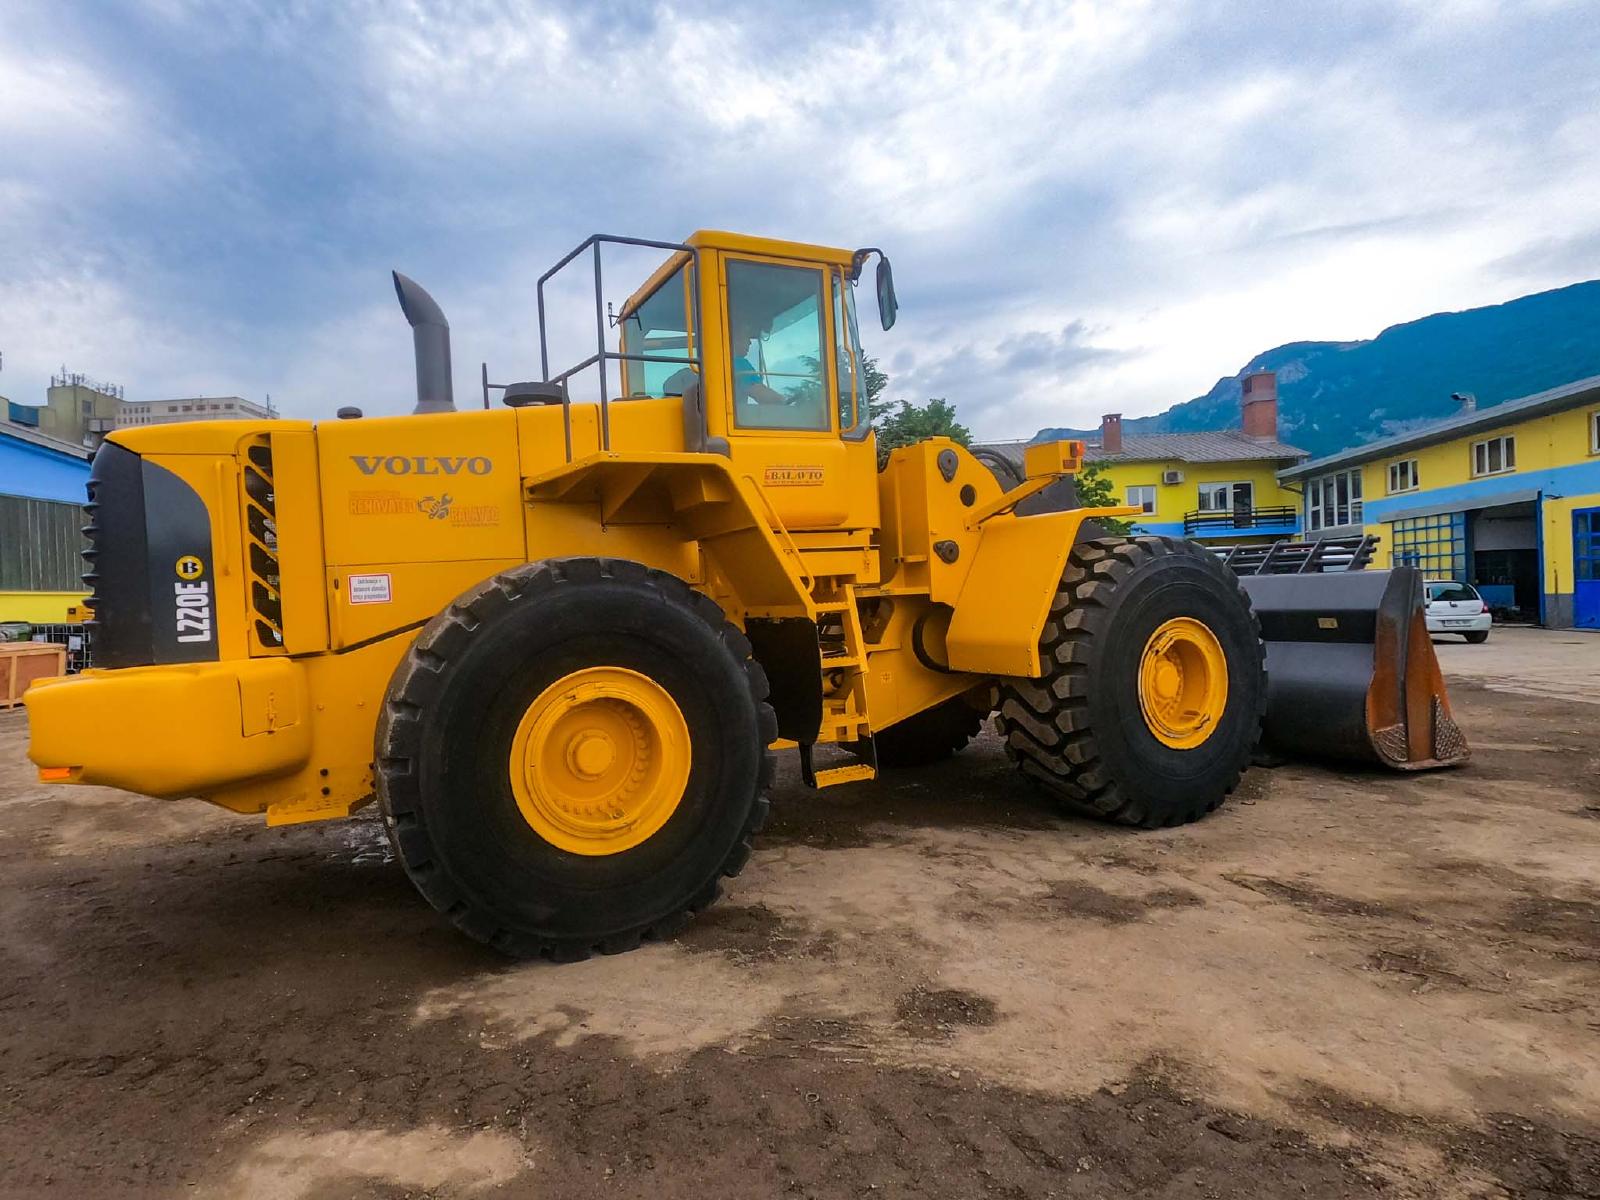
[{"left": 116, "top": 395, "right": 277, "bottom": 427}]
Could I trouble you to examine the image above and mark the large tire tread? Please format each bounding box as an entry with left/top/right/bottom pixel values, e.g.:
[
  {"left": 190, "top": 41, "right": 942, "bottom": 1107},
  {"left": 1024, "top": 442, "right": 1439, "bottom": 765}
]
[
  {"left": 996, "top": 536, "right": 1265, "bottom": 828},
  {"left": 376, "top": 557, "right": 774, "bottom": 961}
]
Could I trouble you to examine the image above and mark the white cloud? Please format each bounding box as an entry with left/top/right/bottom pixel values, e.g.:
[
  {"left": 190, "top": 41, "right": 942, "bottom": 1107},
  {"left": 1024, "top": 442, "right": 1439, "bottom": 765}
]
[{"left": 1, "top": 0, "right": 1597, "bottom": 442}]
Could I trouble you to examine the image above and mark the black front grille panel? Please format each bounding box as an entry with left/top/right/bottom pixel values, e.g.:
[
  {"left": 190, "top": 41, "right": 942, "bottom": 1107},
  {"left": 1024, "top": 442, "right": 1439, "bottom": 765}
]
[
  {"left": 81, "top": 442, "right": 153, "bottom": 669},
  {"left": 78, "top": 441, "right": 221, "bottom": 668}
]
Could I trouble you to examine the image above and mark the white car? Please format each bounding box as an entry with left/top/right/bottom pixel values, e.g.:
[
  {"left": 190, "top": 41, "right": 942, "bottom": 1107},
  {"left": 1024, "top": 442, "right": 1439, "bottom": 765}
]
[{"left": 1425, "top": 580, "right": 1492, "bottom": 643}]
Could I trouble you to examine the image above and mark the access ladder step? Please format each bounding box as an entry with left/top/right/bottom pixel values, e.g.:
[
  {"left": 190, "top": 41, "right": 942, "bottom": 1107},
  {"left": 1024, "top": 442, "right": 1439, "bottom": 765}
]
[
  {"left": 811, "top": 764, "right": 877, "bottom": 787},
  {"left": 798, "top": 738, "right": 878, "bottom": 790}
]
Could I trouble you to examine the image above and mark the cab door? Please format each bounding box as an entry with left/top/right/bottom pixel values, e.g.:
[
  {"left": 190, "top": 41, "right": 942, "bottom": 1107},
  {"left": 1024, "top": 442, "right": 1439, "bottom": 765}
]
[{"left": 716, "top": 253, "right": 878, "bottom": 533}]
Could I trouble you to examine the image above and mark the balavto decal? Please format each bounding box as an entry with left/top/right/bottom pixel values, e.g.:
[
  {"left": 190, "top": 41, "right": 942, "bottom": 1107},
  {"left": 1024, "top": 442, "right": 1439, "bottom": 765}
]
[{"left": 142, "top": 461, "right": 219, "bottom": 663}]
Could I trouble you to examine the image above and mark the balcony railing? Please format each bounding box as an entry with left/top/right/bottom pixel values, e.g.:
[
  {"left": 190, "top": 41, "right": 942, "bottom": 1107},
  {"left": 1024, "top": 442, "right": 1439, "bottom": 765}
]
[{"left": 1182, "top": 505, "right": 1299, "bottom": 536}]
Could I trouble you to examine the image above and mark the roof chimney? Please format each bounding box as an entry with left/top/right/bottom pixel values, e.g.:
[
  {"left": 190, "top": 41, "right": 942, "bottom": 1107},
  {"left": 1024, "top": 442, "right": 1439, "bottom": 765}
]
[
  {"left": 1100, "top": 413, "right": 1123, "bottom": 454},
  {"left": 1241, "top": 370, "right": 1278, "bottom": 440},
  {"left": 1451, "top": 391, "right": 1477, "bottom": 413}
]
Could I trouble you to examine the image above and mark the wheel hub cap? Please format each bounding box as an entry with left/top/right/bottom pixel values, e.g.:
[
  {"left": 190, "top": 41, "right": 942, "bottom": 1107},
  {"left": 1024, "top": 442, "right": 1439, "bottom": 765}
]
[
  {"left": 568, "top": 733, "right": 616, "bottom": 779},
  {"left": 1137, "top": 617, "right": 1229, "bottom": 750},
  {"left": 509, "top": 667, "right": 691, "bottom": 855}
]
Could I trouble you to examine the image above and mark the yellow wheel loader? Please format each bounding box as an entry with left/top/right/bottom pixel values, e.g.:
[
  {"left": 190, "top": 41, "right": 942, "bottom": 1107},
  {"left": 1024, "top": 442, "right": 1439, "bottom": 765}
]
[{"left": 24, "top": 230, "right": 1457, "bottom": 959}]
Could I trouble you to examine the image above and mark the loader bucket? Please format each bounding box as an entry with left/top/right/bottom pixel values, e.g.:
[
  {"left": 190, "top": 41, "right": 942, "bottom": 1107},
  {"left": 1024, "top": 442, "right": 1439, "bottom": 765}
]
[{"left": 1239, "top": 566, "right": 1469, "bottom": 770}]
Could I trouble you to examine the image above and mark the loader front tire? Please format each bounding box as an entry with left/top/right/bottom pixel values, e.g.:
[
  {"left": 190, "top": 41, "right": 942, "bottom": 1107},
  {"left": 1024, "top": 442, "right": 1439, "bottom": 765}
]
[
  {"left": 375, "top": 558, "right": 775, "bottom": 960},
  {"left": 997, "top": 536, "right": 1264, "bottom": 828}
]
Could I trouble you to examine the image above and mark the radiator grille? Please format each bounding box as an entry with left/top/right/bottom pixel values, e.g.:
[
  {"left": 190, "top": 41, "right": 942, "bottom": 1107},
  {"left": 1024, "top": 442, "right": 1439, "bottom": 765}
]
[{"left": 242, "top": 438, "right": 284, "bottom": 652}]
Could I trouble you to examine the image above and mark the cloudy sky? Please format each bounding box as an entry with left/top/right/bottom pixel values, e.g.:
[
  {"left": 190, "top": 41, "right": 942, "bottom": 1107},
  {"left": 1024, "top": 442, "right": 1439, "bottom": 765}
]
[{"left": 3, "top": 0, "right": 1598, "bottom": 439}]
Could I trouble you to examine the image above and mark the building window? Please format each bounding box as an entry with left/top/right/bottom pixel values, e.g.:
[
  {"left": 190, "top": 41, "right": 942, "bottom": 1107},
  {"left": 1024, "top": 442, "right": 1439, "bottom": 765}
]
[
  {"left": 1126, "top": 485, "right": 1156, "bottom": 514},
  {"left": 1197, "top": 481, "right": 1253, "bottom": 512},
  {"left": 1471, "top": 434, "right": 1516, "bottom": 477},
  {"left": 1306, "top": 468, "right": 1363, "bottom": 531},
  {"left": 167, "top": 404, "right": 178, "bottom": 412},
  {"left": 1392, "top": 512, "right": 1467, "bottom": 580},
  {"left": 1589, "top": 411, "right": 1599, "bottom": 454},
  {"left": 1386, "top": 458, "right": 1419, "bottom": 494}
]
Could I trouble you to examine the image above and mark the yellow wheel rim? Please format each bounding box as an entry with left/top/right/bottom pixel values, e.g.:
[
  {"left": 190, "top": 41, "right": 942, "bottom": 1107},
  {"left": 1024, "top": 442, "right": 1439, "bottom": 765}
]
[
  {"left": 1137, "top": 617, "right": 1229, "bottom": 750},
  {"left": 508, "top": 666, "right": 691, "bottom": 856}
]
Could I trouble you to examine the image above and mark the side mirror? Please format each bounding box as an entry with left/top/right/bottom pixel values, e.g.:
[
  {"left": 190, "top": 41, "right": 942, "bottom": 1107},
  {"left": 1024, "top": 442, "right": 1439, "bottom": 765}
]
[
  {"left": 851, "top": 246, "right": 899, "bottom": 331},
  {"left": 875, "top": 256, "right": 898, "bottom": 331}
]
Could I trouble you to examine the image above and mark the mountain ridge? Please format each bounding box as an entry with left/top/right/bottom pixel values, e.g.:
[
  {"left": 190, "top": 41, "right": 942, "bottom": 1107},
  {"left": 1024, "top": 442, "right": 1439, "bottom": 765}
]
[{"left": 1033, "top": 279, "right": 1600, "bottom": 459}]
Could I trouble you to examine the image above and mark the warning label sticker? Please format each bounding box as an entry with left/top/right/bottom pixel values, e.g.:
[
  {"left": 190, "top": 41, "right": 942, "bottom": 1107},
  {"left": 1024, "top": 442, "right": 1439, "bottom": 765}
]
[{"left": 348, "top": 573, "right": 393, "bottom": 605}]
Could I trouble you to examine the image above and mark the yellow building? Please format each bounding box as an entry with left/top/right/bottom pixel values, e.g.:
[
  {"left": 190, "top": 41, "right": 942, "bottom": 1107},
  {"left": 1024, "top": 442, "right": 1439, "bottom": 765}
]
[
  {"left": 988, "top": 371, "right": 1309, "bottom": 544},
  {"left": 19, "top": 373, "right": 125, "bottom": 449},
  {"left": 1279, "top": 374, "right": 1600, "bottom": 628}
]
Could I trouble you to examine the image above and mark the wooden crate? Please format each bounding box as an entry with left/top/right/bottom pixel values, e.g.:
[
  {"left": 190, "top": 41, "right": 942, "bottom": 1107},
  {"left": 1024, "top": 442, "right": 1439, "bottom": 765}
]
[{"left": 2, "top": 642, "right": 67, "bottom": 709}]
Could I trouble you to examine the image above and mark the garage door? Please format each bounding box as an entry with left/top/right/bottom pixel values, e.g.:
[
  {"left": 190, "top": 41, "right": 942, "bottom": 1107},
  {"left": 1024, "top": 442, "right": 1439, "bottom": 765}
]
[
  {"left": 1391, "top": 512, "right": 1468, "bottom": 580},
  {"left": 1576, "top": 507, "right": 1600, "bottom": 629}
]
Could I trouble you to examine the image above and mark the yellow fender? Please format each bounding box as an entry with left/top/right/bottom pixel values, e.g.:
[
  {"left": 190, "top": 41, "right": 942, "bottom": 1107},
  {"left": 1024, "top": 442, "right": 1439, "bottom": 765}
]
[
  {"left": 943, "top": 439, "right": 1140, "bottom": 679},
  {"left": 876, "top": 436, "right": 1137, "bottom": 680},
  {"left": 944, "top": 507, "right": 1104, "bottom": 678}
]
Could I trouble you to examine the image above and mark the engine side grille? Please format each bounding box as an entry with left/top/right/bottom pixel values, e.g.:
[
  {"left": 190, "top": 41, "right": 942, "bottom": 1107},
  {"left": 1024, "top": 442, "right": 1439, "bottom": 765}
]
[{"left": 242, "top": 437, "right": 285, "bottom": 653}]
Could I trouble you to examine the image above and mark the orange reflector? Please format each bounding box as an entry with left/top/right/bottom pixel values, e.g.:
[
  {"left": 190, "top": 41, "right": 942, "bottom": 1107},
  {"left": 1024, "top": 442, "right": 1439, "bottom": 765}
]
[{"left": 37, "top": 767, "right": 74, "bottom": 781}]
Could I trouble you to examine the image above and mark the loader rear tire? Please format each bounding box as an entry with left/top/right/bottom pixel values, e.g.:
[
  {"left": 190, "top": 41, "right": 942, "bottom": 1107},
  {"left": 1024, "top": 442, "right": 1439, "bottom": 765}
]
[
  {"left": 871, "top": 694, "right": 987, "bottom": 768},
  {"left": 375, "top": 557, "right": 775, "bottom": 960},
  {"left": 996, "top": 536, "right": 1264, "bottom": 828}
]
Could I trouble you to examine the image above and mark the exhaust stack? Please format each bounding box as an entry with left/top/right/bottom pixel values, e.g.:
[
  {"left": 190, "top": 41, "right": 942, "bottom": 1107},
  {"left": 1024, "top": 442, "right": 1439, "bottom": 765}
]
[{"left": 392, "top": 271, "right": 455, "bottom": 414}]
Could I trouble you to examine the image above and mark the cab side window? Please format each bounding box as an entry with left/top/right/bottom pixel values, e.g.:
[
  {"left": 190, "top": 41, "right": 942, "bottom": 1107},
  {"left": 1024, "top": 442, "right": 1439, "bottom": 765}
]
[
  {"left": 726, "top": 260, "right": 830, "bottom": 431},
  {"left": 832, "top": 270, "right": 862, "bottom": 433},
  {"left": 620, "top": 264, "right": 694, "bottom": 398}
]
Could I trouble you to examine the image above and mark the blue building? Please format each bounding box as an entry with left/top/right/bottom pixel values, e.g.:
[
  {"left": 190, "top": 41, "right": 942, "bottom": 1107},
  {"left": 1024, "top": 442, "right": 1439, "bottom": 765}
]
[{"left": 1, "top": 421, "right": 92, "bottom": 622}]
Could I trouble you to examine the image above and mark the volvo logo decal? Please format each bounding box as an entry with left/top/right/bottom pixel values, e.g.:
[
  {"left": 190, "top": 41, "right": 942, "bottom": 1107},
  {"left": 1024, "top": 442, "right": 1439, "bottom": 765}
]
[{"left": 350, "top": 455, "right": 492, "bottom": 477}]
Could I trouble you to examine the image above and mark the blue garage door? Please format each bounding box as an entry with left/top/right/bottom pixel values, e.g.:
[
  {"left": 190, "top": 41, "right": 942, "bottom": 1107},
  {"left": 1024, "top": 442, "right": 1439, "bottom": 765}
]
[
  {"left": 1392, "top": 512, "right": 1468, "bottom": 580},
  {"left": 1576, "top": 508, "right": 1600, "bottom": 629}
]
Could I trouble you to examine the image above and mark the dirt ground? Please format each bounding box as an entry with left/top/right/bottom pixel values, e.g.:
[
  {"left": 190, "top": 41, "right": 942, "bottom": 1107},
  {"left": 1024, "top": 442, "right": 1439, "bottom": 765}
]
[{"left": 2, "top": 627, "right": 1598, "bottom": 1199}]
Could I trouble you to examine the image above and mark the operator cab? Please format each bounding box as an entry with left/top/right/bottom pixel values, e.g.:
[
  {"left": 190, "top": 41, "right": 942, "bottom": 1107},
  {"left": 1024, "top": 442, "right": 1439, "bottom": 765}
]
[{"left": 527, "top": 230, "right": 897, "bottom": 533}]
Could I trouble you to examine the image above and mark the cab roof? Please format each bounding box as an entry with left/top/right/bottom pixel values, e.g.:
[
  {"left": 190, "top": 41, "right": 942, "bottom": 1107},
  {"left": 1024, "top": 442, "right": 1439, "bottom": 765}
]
[
  {"left": 621, "top": 230, "right": 855, "bottom": 318},
  {"left": 685, "top": 229, "right": 853, "bottom": 266}
]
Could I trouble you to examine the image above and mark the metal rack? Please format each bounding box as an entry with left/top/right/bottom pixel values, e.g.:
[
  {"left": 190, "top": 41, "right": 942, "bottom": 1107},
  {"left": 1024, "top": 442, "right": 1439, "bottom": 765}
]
[
  {"left": 534, "top": 235, "right": 704, "bottom": 462},
  {"left": 28, "top": 623, "right": 94, "bottom": 673},
  {"left": 1220, "top": 534, "right": 1379, "bottom": 576}
]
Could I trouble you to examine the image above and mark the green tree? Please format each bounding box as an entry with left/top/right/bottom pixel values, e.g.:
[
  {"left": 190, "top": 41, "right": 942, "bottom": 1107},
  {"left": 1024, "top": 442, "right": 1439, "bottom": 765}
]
[
  {"left": 872, "top": 397, "right": 971, "bottom": 463},
  {"left": 861, "top": 353, "right": 889, "bottom": 412},
  {"left": 1073, "top": 458, "right": 1135, "bottom": 535}
]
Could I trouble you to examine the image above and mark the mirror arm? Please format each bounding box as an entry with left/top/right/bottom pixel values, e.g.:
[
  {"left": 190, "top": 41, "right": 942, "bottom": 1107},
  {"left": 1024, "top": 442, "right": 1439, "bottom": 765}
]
[{"left": 850, "top": 247, "right": 884, "bottom": 283}]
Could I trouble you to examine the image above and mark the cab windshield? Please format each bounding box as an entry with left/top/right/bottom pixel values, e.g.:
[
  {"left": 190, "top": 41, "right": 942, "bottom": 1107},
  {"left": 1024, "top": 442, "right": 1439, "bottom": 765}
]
[{"left": 726, "top": 259, "right": 829, "bottom": 431}]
